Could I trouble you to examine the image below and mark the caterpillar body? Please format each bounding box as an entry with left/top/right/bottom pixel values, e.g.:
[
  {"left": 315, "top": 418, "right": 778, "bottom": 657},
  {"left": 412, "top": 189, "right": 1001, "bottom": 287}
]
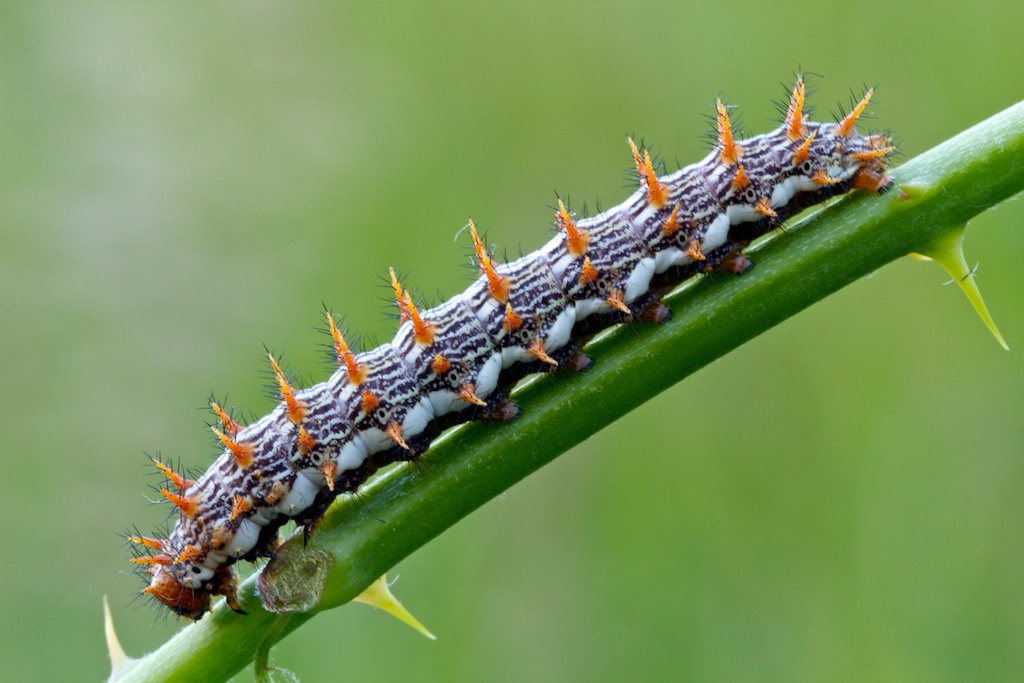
[{"left": 128, "top": 76, "right": 893, "bottom": 619}]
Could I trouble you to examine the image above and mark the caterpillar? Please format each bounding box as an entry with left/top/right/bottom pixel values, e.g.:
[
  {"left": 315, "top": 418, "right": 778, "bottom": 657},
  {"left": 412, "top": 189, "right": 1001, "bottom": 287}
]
[{"left": 128, "top": 75, "right": 893, "bottom": 620}]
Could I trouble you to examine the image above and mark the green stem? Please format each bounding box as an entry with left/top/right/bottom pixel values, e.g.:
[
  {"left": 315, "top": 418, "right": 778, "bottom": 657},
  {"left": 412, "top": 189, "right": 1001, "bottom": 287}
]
[{"left": 115, "top": 100, "right": 1024, "bottom": 683}]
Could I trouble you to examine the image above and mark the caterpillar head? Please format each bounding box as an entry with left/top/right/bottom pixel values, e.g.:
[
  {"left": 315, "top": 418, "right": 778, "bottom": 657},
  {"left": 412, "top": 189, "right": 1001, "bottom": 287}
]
[
  {"left": 785, "top": 122, "right": 893, "bottom": 196},
  {"left": 783, "top": 82, "right": 893, "bottom": 193},
  {"left": 144, "top": 567, "right": 211, "bottom": 620},
  {"left": 845, "top": 132, "right": 893, "bottom": 192},
  {"left": 713, "top": 81, "right": 893, "bottom": 229},
  {"left": 766, "top": 79, "right": 893, "bottom": 213},
  {"left": 130, "top": 530, "right": 238, "bottom": 619}
]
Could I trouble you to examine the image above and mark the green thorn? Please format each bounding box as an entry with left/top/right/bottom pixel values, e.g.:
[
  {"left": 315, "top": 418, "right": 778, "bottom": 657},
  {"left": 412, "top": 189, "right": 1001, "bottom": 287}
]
[
  {"left": 104, "top": 595, "right": 140, "bottom": 682},
  {"left": 354, "top": 574, "right": 437, "bottom": 640},
  {"left": 912, "top": 227, "right": 1008, "bottom": 350}
]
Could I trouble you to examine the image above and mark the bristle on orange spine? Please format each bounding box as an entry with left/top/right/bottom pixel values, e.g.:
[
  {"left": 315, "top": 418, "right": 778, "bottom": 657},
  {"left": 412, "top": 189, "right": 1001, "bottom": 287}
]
[
  {"left": 431, "top": 353, "right": 450, "bottom": 375},
  {"left": 785, "top": 74, "right": 807, "bottom": 141},
  {"left": 837, "top": 88, "right": 874, "bottom": 136},
  {"left": 731, "top": 165, "right": 750, "bottom": 191},
  {"left": 503, "top": 303, "right": 523, "bottom": 333},
  {"left": 627, "top": 137, "right": 667, "bottom": 207},
  {"left": 606, "top": 290, "right": 631, "bottom": 315},
  {"left": 326, "top": 311, "right": 368, "bottom": 384},
  {"left": 297, "top": 425, "right": 316, "bottom": 455},
  {"left": 151, "top": 457, "right": 192, "bottom": 492},
  {"left": 687, "top": 240, "right": 706, "bottom": 261},
  {"left": 579, "top": 257, "right": 599, "bottom": 286},
  {"left": 389, "top": 268, "right": 412, "bottom": 322},
  {"left": 386, "top": 422, "right": 411, "bottom": 451},
  {"left": 321, "top": 460, "right": 336, "bottom": 491},
  {"left": 662, "top": 203, "right": 681, "bottom": 236},
  {"left": 268, "top": 352, "right": 307, "bottom": 425},
  {"left": 127, "top": 535, "right": 164, "bottom": 550},
  {"left": 213, "top": 427, "right": 255, "bottom": 468},
  {"left": 160, "top": 489, "right": 199, "bottom": 519},
  {"left": 210, "top": 401, "right": 239, "bottom": 438},
  {"left": 812, "top": 168, "right": 841, "bottom": 186},
  {"left": 716, "top": 98, "right": 741, "bottom": 165},
  {"left": 627, "top": 136, "right": 645, "bottom": 176},
  {"left": 404, "top": 291, "right": 435, "bottom": 346},
  {"left": 556, "top": 199, "right": 590, "bottom": 257},
  {"left": 458, "top": 384, "right": 487, "bottom": 407},
  {"left": 528, "top": 338, "right": 558, "bottom": 366},
  {"left": 265, "top": 481, "right": 285, "bottom": 506},
  {"left": 793, "top": 130, "right": 817, "bottom": 166},
  {"left": 469, "top": 219, "right": 512, "bottom": 302},
  {"left": 754, "top": 197, "right": 777, "bottom": 219},
  {"left": 175, "top": 545, "right": 202, "bottom": 565},
  {"left": 230, "top": 494, "right": 252, "bottom": 521},
  {"left": 360, "top": 389, "right": 380, "bottom": 415},
  {"left": 854, "top": 146, "right": 895, "bottom": 162}
]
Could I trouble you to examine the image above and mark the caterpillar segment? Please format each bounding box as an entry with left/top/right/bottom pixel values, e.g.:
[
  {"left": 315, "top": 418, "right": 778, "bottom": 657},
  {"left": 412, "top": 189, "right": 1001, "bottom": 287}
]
[{"left": 130, "top": 76, "right": 893, "bottom": 619}]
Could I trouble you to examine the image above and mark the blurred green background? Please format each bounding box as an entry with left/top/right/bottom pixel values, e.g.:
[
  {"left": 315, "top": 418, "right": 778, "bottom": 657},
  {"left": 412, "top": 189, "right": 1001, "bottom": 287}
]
[{"left": 2, "top": 2, "right": 1022, "bottom": 681}]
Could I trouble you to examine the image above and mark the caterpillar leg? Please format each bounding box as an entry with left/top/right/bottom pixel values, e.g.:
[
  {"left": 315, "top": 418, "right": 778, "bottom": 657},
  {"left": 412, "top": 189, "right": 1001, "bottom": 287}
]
[
  {"left": 482, "top": 396, "right": 521, "bottom": 422},
  {"left": 210, "top": 565, "right": 246, "bottom": 616},
  {"left": 560, "top": 349, "right": 593, "bottom": 373},
  {"left": 639, "top": 299, "right": 673, "bottom": 323},
  {"left": 714, "top": 248, "right": 755, "bottom": 275}
]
